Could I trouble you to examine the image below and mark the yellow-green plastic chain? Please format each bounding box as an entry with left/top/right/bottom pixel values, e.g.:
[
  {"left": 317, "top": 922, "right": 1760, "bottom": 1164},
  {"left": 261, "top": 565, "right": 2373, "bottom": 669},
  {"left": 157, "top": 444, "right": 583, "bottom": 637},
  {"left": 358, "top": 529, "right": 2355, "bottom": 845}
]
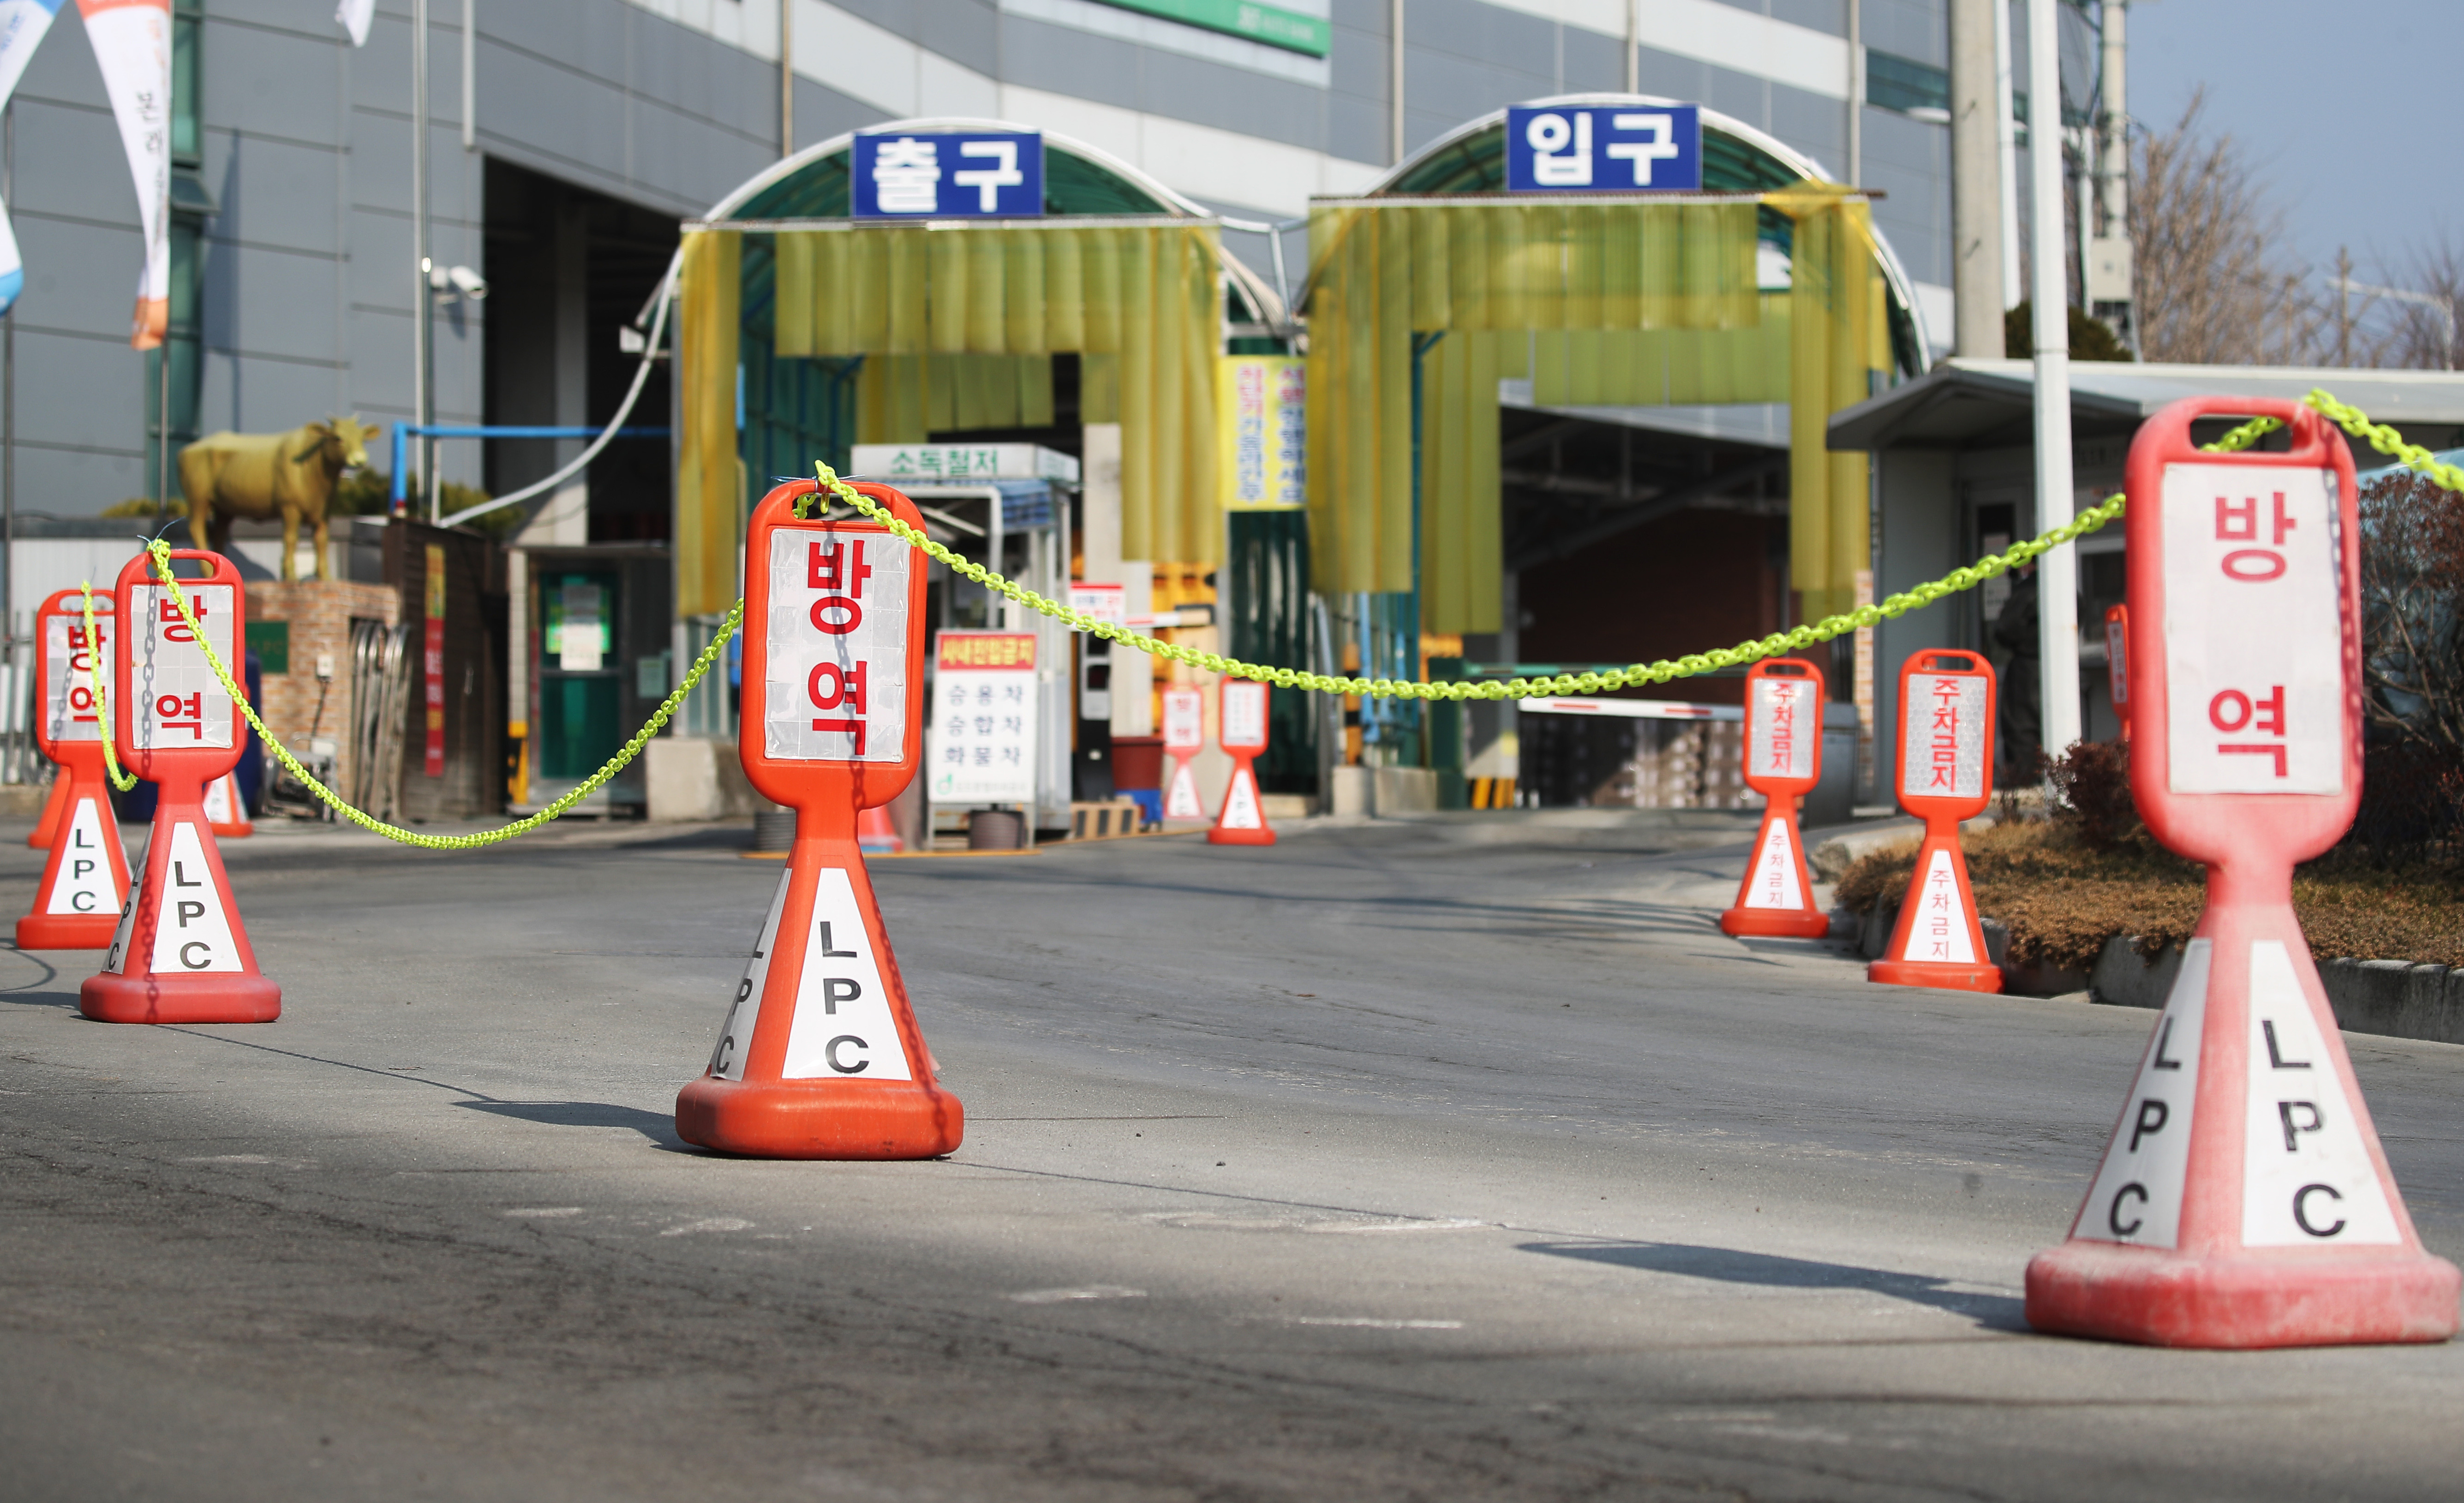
[
  {"left": 815, "top": 405, "right": 2330, "bottom": 703},
  {"left": 79, "top": 583, "right": 139, "bottom": 793},
  {"left": 83, "top": 548, "right": 742, "bottom": 849},
  {"left": 66, "top": 388, "right": 2442, "bottom": 851}
]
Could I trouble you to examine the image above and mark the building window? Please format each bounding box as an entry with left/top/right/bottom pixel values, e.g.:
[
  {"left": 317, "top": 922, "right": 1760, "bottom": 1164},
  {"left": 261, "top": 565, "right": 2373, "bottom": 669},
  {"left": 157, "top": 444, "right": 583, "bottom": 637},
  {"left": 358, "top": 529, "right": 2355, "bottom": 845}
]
[{"left": 1865, "top": 50, "right": 1950, "bottom": 117}]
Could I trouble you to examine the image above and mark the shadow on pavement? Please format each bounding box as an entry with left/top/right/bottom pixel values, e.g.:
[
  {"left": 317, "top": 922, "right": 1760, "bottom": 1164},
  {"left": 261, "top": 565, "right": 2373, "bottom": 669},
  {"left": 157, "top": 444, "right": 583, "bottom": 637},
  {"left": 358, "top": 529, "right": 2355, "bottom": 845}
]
[
  {"left": 459, "top": 1099, "right": 683, "bottom": 1145},
  {"left": 1518, "top": 1239, "right": 2027, "bottom": 1330}
]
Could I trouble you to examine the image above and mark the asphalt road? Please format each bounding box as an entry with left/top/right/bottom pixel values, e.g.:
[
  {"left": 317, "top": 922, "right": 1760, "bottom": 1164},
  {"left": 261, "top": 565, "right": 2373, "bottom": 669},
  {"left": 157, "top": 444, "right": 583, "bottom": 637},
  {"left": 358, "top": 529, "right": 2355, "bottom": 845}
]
[{"left": 2, "top": 809, "right": 2459, "bottom": 1502}]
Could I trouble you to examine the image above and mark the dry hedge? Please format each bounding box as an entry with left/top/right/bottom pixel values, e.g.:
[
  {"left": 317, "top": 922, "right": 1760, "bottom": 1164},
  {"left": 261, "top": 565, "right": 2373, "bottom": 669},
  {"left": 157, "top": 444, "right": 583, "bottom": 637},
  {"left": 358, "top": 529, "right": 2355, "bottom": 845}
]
[{"left": 1833, "top": 820, "right": 2464, "bottom": 972}]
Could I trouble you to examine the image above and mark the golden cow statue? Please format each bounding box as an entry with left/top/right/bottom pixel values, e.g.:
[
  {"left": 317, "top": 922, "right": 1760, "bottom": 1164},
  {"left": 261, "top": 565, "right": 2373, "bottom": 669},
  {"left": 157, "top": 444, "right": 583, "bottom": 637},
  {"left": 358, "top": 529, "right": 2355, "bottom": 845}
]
[{"left": 177, "top": 416, "right": 377, "bottom": 581}]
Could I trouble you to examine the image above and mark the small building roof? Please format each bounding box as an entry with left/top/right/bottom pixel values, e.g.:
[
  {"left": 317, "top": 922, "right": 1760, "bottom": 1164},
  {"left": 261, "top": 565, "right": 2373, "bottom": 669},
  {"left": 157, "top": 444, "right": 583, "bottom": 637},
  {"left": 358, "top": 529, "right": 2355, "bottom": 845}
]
[{"left": 1826, "top": 358, "right": 2464, "bottom": 451}]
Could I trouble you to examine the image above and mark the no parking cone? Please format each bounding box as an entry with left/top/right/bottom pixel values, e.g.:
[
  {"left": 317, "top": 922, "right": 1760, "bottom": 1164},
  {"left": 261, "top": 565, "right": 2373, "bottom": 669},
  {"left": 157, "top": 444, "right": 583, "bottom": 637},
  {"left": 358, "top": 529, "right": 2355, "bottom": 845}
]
[
  {"left": 2023, "top": 398, "right": 2458, "bottom": 1348},
  {"left": 203, "top": 771, "right": 252, "bottom": 838},
  {"left": 18, "top": 590, "right": 132, "bottom": 948},
  {"left": 1867, "top": 650, "right": 2000, "bottom": 992},
  {"left": 1161, "top": 686, "right": 1205, "bottom": 820},
  {"left": 1719, "top": 657, "right": 1828, "bottom": 938},
  {"left": 675, "top": 481, "right": 961, "bottom": 1159},
  {"left": 1208, "top": 680, "right": 1274, "bottom": 847},
  {"left": 80, "top": 550, "right": 279, "bottom": 1024}
]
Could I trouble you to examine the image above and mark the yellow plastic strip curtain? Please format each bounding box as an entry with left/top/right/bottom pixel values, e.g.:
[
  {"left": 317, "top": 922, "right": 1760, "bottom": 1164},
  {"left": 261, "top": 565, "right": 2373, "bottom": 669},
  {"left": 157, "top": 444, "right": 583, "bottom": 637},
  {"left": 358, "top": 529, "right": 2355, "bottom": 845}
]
[
  {"left": 1528, "top": 294, "right": 1790, "bottom": 406},
  {"left": 772, "top": 224, "right": 1219, "bottom": 563},
  {"left": 1420, "top": 331, "right": 1502, "bottom": 633},
  {"left": 675, "top": 228, "right": 741, "bottom": 620},
  {"left": 1770, "top": 189, "right": 1878, "bottom": 624},
  {"left": 1304, "top": 201, "right": 1761, "bottom": 603}
]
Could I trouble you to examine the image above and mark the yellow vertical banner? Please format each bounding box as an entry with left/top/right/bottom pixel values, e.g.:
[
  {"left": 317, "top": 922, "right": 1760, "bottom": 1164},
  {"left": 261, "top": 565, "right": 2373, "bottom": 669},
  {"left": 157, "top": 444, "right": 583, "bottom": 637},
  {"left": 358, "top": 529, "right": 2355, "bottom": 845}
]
[
  {"left": 675, "top": 228, "right": 742, "bottom": 620},
  {"left": 1218, "top": 355, "right": 1306, "bottom": 510}
]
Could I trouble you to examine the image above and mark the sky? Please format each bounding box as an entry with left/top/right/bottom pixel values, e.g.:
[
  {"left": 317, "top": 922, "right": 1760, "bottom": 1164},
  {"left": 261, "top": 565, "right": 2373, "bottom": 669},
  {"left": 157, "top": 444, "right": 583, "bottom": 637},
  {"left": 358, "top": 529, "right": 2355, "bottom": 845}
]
[{"left": 2129, "top": 0, "right": 2460, "bottom": 289}]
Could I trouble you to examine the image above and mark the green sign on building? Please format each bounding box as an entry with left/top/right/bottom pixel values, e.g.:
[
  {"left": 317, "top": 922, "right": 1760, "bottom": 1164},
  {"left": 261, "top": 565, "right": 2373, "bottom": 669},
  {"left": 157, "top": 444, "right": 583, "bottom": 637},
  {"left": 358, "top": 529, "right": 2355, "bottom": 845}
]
[{"left": 1099, "top": 0, "right": 1330, "bottom": 57}]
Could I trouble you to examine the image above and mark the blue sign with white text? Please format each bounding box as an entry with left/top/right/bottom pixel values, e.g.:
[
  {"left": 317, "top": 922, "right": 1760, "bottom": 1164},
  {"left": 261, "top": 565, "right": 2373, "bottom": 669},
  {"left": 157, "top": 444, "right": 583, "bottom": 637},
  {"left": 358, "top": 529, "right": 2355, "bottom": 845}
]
[
  {"left": 1504, "top": 105, "right": 1703, "bottom": 193},
  {"left": 852, "top": 131, "right": 1045, "bottom": 218}
]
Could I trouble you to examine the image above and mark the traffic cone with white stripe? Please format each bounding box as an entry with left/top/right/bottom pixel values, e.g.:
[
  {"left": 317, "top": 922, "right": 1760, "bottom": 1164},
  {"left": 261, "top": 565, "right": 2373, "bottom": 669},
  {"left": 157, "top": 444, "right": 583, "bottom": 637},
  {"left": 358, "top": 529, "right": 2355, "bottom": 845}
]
[
  {"left": 2021, "top": 394, "right": 2458, "bottom": 1347},
  {"left": 203, "top": 771, "right": 252, "bottom": 838},
  {"left": 81, "top": 787, "right": 280, "bottom": 1023},
  {"left": 1719, "top": 658, "right": 1829, "bottom": 938},
  {"left": 28, "top": 772, "right": 69, "bottom": 848},
  {"left": 16, "top": 767, "right": 131, "bottom": 948},
  {"left": 79, "top": 547, "right": 279, "bottom": 1024},
  {"left": 673, "top": 479, "right": 959, "bottom": 1159}
]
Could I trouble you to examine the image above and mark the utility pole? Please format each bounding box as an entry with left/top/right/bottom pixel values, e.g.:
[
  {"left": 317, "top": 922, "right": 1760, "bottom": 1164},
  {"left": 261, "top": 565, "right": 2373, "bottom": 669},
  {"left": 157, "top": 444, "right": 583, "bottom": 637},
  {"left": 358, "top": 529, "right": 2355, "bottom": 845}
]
[
  {"left": 1950, "top": 0, "right": 2003, "bottom": 359},
  {"left": 2028, "top": 0, "right": 2081, "bottom": 765},
  {"left": 1390, "top": 0, "right": 1405, "bottom": 165},
  {"left": 411, "top": 0, "right": 432, "bottom": 521},
  {"left": 1994, "top": 0, "right": 2020, "bottom": 310},
  {"left": 2089, "top": 0, "right": 2134, "bottom": 350},
  {"left": 1623, "top": 0, "right": 1638, "bottom": 93}
]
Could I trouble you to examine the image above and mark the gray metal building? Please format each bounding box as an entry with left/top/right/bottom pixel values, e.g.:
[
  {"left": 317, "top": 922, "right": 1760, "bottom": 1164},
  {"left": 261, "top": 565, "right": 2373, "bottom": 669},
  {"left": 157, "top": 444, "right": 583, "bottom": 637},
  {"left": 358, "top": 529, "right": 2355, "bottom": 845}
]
[{"left": 3, "top": 0, "right": 1957, "bottom": 535}]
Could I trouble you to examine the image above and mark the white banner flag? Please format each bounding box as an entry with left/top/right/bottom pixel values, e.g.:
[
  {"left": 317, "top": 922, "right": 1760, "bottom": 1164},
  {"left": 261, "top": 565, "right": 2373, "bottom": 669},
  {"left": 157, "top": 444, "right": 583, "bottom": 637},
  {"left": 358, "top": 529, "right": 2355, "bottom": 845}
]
[
  {"left": 334, "top": 0, "right": 369, "bottom": 47},
  {"left": 0, "top": 0, "right": 66, "bottom": 315},
  {"left": 77, "top": 0, "right": 169, "bottom": 349}
]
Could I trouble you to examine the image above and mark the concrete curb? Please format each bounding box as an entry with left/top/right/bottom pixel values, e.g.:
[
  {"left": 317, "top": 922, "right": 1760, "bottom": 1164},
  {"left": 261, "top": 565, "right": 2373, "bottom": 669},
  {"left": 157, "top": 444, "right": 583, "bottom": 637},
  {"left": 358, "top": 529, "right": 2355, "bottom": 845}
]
[{"left": 2090, "top": 937, "right": 2464, "bottom": 1047}]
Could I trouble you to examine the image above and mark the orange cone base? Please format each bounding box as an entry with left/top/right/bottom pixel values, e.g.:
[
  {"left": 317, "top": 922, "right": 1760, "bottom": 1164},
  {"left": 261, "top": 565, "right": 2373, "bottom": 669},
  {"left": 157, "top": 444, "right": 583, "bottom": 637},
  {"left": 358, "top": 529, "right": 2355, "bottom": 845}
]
[
  {"left": 1206, "top": 825, "right": 1276, "bottom": 846},
  {"left": 209, "top": 822, "right": 253, "bottom": 839},
  {"left": 17, "top": 912, "right": 121, "bottom": 950},
  {"left": 1720, "top": 906, "right": 1830, "bottom": 938},
  {"left": 29, "top": 778, "right": 69, "bottom": 848},
  {"left": 79, "top": 971, "right": 281, "bottom": 1025},
  {"left": 2025, "top": 1240, "right": 2461, "bottom": 1349},
  {"left": 675, "top": 1076, "right": 964, "bottom": 1160},
  {"left": 1867, "top": 957, "right": 2003, "bottom": 992}
]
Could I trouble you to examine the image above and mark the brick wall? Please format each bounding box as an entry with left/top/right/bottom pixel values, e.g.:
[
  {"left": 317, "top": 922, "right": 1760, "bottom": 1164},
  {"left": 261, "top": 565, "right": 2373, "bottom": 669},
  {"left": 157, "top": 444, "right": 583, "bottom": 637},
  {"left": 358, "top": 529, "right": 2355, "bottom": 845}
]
[{"left": 245, "top": 580, "right": 399, "bottom": 799}]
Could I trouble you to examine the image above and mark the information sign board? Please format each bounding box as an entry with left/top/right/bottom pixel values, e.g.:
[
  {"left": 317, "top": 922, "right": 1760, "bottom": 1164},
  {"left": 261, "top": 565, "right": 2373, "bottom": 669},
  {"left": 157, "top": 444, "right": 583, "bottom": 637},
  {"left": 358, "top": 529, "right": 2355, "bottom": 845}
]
[
  {"left": 853, "top": 130, "right": 1042, "bottom": 218},
  {"left": 1505, "top": 103, "right": 1702, "bottom": 193},
  {"left": 928, "top": 631, "right": 1038, "bottom": 804}
]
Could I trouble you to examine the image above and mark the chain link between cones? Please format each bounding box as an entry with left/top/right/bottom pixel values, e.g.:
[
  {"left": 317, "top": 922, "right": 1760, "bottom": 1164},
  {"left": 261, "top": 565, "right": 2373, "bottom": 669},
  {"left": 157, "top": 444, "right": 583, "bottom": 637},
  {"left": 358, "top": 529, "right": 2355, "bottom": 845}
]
[{"left": 53, "top": 390, "right": 2437, "bottom": 848}]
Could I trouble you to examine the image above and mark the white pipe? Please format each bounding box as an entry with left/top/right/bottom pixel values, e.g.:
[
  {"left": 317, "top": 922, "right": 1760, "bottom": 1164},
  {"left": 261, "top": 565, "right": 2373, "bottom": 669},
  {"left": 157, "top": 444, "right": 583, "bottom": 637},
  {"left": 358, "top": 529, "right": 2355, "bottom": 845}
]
[
  {"left": 437, "top": 256, "right": 677, "bottom": 528},
  {"left": 1994, "top": 0, "right": 2020, "bottom": 310},
  {"left": 2027, "top": 0, "right": 2079, "bottom": 763}
]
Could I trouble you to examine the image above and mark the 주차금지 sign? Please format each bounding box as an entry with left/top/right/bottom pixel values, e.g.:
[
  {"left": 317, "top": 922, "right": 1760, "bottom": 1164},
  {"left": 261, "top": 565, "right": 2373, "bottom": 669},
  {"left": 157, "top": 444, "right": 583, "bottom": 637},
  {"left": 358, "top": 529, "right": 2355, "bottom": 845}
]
[
  {"left": 1219, "top": 356, "right": 1305, "bottom": 510},
  {"left": 853, "top": 130, "right": 1044, "bottom": 218},
  {"left": 1505, "top": 103, "right": 1703, "bottom": 193}
]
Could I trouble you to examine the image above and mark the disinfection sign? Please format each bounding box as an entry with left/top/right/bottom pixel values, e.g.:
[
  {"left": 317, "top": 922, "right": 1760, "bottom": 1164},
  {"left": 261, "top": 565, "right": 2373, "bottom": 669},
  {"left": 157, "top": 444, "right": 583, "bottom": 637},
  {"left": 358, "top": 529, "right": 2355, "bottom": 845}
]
[
  {"left": 928, "top": 631, "right": 1038, "bottom": 805},
  {"left": 83, "top": 549, "right": 279, "bottom": 1025},
  {"left": 1506, "top": 102, "right": 1702, "bottom": 192},
  {"left": 1208, "top": 678, "right": 1274, "bottom": 847},
  {"left": 677, "top": 478, "right": 962, "bottom": 1163},
  {"left": 1161, "top": 685, "right": 1206, "bottom": 820},
  {"left": 19, "top": 589, "right": 132, "bottom": 952},
  {"left": 2025, "top": 397, "right": 2459, "bottom": 1350},
  {"left": 853, "top": 129, "right": 1043, "bottom": 218}
]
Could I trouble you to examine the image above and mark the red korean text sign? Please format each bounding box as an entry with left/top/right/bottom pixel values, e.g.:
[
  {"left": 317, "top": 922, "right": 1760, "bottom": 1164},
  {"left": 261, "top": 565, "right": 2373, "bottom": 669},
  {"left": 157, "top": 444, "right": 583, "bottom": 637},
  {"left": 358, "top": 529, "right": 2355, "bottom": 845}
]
[
  {"left": 36, "top": 589, "right": 112, "bottom": 757},
  {"left": 114, "top": 549, "right": 246, "bottom": 784},
  {"left": 747, "top": 491, "right": 920, "bottom": 786},
  {"left": 1869, "top": 650, "right": 1998, "bottom": 992},
  {"left": 1720, "top": 657, "right": 1828, "bottom": 937}
]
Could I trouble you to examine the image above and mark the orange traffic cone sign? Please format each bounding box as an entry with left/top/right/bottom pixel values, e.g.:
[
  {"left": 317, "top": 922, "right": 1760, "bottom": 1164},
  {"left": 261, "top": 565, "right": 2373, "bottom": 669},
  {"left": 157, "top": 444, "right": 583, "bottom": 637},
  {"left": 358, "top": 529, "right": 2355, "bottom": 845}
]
[
  {"left": 2024, "top": 397, "right": 2459, "bottom": 1348},
  {"left": 28, "top": 770, "right": 69, "bottom": 849},
  {"left": 1720, "top": 657, "right": 1828, "bottom": 938},
  {"left": 18, "top": 590, "right": 133, "bottom": 948},
  {"left": 1160, "top": 686, "right": 1206, "bottom": 821},
  {"left": 675, "top": 479, "right": 962, "bottom": 1159},
  {"left": 1208, "top": 679, "right": 1275, "bottom": 846},
  {"left": 82, "top": 550, "right": 280, "bottom": 1025},
  {"left": 1867, "top": 649, "right": 2000, "bottom": 992},
  {"left": 203, "top": 771, "right": 253, "bottom": 838}
]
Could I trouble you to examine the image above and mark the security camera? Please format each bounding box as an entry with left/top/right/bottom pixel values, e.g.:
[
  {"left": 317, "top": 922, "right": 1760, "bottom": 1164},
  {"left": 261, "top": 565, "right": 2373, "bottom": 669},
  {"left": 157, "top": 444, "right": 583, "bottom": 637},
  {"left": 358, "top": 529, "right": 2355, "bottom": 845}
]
[{"left": 428, "top": 264, "right": 487, "bottom": 301}]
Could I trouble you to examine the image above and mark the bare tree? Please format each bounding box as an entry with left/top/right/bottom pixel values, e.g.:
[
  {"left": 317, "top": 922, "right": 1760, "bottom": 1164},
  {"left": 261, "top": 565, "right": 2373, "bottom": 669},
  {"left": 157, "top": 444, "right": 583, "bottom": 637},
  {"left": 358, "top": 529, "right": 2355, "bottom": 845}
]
[
  {"left": 2365, "top": 232, "right": 2464, "bottom": 371},
  {"left": 2131, "top": 91, "right": 2323, "bottom": 364}
]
